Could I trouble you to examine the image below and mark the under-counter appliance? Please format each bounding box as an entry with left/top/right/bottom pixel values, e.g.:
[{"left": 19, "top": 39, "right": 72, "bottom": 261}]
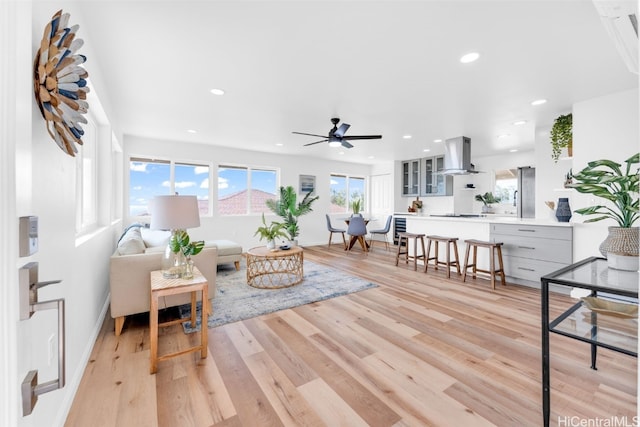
[{"left": 517, "top": 166, "right": 535, "bottom": 218}]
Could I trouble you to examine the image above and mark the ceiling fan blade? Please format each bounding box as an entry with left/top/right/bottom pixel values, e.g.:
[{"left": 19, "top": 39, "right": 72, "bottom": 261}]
[
  {"left": 342, "top": 135, "right": 382, "bottom": 140},
  {"left": 293, "top": 131, "right": 328, "bottom": 138},
  {"left": 303, "top": 139, "right": 328, "bottom": 146},
  {"left": 341, "top": 140, "right": 354, "bottom": 149},
  {"left": 334, "top": 123, "right": 350, "bottom": 138}
]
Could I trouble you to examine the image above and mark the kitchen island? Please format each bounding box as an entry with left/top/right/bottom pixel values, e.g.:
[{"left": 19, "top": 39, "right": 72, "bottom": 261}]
[{"left": 405, "top": 215, "right": 573, "bottom": 288}]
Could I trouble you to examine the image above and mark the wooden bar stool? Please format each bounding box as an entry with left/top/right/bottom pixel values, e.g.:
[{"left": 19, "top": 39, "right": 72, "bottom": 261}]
[
  {"left": 395, "top": 232, "right": 426, "bottom": 271},
  {"left": 425, "top": 235, "right": 461, "bottom": 278},
  {"left": 462, "top": 239, "right": 506, "bottom": 289}
]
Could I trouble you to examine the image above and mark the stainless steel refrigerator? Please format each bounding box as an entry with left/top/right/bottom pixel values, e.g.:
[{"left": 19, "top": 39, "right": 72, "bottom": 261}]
[{"left": 517, "top": 166, "right": 535, "bottom": 218}]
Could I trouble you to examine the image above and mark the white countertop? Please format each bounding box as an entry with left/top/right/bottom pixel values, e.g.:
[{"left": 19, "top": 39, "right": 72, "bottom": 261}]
[{"left": 405, "top": 215, "right": 573, "bottom": 227}]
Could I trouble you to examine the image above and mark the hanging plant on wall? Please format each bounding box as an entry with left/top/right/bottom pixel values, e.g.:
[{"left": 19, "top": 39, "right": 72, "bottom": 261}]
[
  {"left": 33, "top": 9, "right": 90, "bottom": 157},
  {"left": 550, "top": 113, "right": 572, "bottom": 162}
]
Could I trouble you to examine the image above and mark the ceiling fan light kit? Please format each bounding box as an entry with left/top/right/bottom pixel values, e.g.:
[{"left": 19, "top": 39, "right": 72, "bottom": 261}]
[{"left": 293, "top": 117, "right": 382, "bottom": 149}]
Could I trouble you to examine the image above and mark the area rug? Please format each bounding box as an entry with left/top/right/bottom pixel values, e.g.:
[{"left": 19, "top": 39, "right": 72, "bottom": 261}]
[{"left": 178, "top": 260, "right": 378, "bottom": 333}]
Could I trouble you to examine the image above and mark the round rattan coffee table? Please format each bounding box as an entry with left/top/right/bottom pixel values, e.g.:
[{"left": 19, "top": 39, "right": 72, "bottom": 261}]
[{"left": 246, "top": 246, "right": 304, "bottom": 289}]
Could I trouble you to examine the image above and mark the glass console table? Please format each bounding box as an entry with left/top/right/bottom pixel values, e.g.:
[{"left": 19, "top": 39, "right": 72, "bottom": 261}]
[{"left": 541, "top": 257, "right": 638, "bottom": 427}]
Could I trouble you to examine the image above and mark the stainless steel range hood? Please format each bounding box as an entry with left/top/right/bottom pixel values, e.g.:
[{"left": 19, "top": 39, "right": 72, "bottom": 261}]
[{"left": 443, "top": 136, "right": 479, "bottom": 175}]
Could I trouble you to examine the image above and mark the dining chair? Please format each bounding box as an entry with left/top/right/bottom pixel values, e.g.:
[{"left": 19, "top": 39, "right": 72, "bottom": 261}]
[
  {"left": 346, "top": 215, "right": 368, "bottom": 252},
  {"left": 326, "top": 214, "right": 347, "bottom": 249},
  {"left": 369, "top": 215, "right": 392, "bottom": 251}
]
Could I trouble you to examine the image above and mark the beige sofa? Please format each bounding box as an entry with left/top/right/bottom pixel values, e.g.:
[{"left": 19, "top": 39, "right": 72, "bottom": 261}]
[{"left": 109, "top": 226, "right": 219, "bottom": 335}]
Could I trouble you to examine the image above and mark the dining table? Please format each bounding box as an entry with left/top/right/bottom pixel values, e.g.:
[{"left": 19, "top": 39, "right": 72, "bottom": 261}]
[{"left": 343, "top": 217, "right": 371, "bottom": 251}]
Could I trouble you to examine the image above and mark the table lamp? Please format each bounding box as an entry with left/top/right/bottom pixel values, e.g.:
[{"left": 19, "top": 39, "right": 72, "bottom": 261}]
[{"left": 150, "top": 195, "right": 200, "bottom": 278}]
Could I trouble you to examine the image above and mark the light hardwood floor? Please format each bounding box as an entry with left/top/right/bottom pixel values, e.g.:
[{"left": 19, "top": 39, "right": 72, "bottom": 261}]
[{"left": 65, "top": 245, "right": 637, "bottom": 426}]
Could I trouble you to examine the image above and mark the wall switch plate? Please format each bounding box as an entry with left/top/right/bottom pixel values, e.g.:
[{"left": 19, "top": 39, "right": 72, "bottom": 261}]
[{"left": 19, "top": 216, "right": 38, "bottom": 257}]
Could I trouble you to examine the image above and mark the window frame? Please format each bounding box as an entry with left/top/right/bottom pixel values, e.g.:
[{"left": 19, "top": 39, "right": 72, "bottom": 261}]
[
  {"left": 217, "top": 163, "right": 280, "bottom": 216},
  {"left": 75, "top": 111, "right": 98, "bottom": 235},
  {"left": 127, "top": 156, "right": 213, "bottom": 218},
  {"left": 330, "top": 173, "right": 366, "bottom": 214}
]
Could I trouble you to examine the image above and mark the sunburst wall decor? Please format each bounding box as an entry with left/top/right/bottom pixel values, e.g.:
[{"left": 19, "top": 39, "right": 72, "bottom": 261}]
[{"left": 33, "top": 9, "right": 90, "bottom": 157}]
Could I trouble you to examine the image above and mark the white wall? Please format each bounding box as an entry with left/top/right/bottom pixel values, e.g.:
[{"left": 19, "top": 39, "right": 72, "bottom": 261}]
[
  {"left": 571, "top": 88, "right": 639, "bottom": 261},
  {"left": 124, "top": 135, "right": 374, "bottom": 249},
  {"left": 534, "top": 88, "right": 639, "bottom": 262},
  {"left": 0, "top": 5, "right": 122, "bottom": 427}
]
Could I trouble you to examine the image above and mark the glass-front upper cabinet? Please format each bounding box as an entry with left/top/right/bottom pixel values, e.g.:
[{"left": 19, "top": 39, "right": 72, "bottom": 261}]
[
  {"left": 422, "top": 155, "right": 452, "bottom": 196},
  {"left": 402, "top": 159, "right": 420, "bottom": 196}
]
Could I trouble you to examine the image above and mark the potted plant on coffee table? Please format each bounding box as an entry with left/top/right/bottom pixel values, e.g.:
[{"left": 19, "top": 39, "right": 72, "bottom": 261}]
[
  {"left": 266, "top": 185, "right": 319, "bottom": 244},
  {"left": 567, "top": 153, "right": 639, "bottom": 270},
  {"left": 254, "top": 213, "right": 288, "bottom": 250}
]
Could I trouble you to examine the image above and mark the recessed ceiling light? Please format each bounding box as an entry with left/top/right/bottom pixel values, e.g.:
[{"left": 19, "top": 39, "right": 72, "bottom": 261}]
[
  {"left": 275, "top": 143, "right": 283, "bottom": 147},
  {"left": 513, "top": 120, "right": 527, "bottom": 126},
  {"left": 497, "top": 134, "right": 510, "bottom": 139},
  {"left": 403, "top": 135, "right": 412, "bottom": 139},
  {"left": 531, "top": 99, "right": 547, "bottom": 106},
  {"left": 460, "top": 52, "right": 480, "bottom": 63},
  {"left": 210, "top": 88, "right": 225, "bottom": 96},
  {"left": 186, "top": 129, "right": 197, "bottom": 134},
  {"left": 423, "top": 148, "right": 431, "bottom": 152},
  {"left": 509, "top": 149, "right": 518, "bottom": 153},
  {"left": 368, "top": 155, "right": 375, "bottom": 159},
  {"left": 338, "top": 151, "right": 345, "bottom": 155},
  {"left": 433, "top": 139, "right": 443, "bottom": 143}
]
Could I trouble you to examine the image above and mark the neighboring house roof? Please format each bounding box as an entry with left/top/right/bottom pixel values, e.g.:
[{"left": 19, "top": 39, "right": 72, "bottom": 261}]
[{"left": 218, "top": 189, "right": 276, "bottom": 215}]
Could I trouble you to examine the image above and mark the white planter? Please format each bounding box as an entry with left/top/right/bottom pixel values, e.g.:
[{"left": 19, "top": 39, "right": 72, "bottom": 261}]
[
  {"left": 607, "top": 253, "right": 639, "bottom": 272},
  {"left": 266, "top": 240, "right": 276, "bottom": 250}
]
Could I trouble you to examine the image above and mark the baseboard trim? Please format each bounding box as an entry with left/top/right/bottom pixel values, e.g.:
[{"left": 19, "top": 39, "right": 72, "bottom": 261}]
[{"left": 54, "top": 292, "right": 110, "bottom": 427}]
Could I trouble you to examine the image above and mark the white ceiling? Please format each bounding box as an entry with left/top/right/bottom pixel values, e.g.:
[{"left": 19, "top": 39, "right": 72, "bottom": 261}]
[{"left": 47, "top": 0, "right": 638, "bottom": 164}]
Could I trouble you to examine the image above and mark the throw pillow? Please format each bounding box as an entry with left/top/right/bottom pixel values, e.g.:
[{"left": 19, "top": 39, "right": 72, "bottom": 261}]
[
  {"left": 140, "top": 228, "right": 170, "bottom": 248},
  {"left": 116, "top": 227, "right": 146, "bottom": 255}
]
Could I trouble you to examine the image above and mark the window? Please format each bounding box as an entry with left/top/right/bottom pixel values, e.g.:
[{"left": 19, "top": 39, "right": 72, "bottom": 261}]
[
  {"left": 218, "top": 165, "right": 278, "bottom": 215},
  {"left": 175, "top": 162, "right": 210, "bottom": 215},
  {"left": 76, "top": 114, "right": 97, "bottom": 233},
  {"left": 129, "top": 158, "right": 212, "bottom": 217},
  {"left": 330, "top": 174, "right": 365, "bottom": 213},
  {"left": 111, "top": 134, "right": 123, "bottom": 221},
  {"left": 129, "top": 158, "right": 171, "bottom": 216},
  {"left": 494, "top": 168, "right": 517, "bottom": 205}
]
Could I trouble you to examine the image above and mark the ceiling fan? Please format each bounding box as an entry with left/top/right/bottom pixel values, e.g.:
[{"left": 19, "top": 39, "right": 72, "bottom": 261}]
[{"left": 293, "top": 117, "right": 382, "bottom": 149}]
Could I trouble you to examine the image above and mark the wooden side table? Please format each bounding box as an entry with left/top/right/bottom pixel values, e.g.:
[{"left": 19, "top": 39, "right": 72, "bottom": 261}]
[{"left": 149, "top": 266, "right": 209, "bottom": 374}]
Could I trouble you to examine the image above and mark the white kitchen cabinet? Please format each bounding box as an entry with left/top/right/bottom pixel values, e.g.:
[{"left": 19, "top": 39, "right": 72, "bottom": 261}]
[{"left": 490, "top": 224, "right": 573, "bottom": 287}]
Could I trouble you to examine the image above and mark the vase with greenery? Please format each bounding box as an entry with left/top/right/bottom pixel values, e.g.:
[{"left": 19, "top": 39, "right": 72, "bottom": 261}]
[
  {"left": 351, "top": 198, "right": 362, "bottom": 215},
  {"left": 254, "top": 213, "right": 288, "bottom": 249},
  {"left": 567, "top": 153, "right": 639, "bottom": 269},
  {"left": 266, "top": 185, "right": 319, "bottom": 243},
  {"left": 169, "top": 230, "right": 205, "bottom": 279},
  {"left": 475, "top": 192, "right": 501, "bottom": 213},
  {"left": 550, "top": 113, "right": 572, "bottom": 162}
]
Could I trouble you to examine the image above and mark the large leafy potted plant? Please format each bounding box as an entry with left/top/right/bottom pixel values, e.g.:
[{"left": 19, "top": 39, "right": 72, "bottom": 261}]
[
  {"left": 254, "top": 213, "right": 288, "bottom": 249},
  {"left": 567, "top": 153, "right": 639, "bottom": 270},
  {"left": 550, "top": 113, "right": 572, "bottom": 162},
  {"left": 266, "top": 186, "right": 319, "bottom": 243}
]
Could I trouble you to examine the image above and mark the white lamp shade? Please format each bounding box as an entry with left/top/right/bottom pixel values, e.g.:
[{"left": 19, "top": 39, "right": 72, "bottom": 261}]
[{"left": 150, "top": 195, "right": 200, "bottom": 230}]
